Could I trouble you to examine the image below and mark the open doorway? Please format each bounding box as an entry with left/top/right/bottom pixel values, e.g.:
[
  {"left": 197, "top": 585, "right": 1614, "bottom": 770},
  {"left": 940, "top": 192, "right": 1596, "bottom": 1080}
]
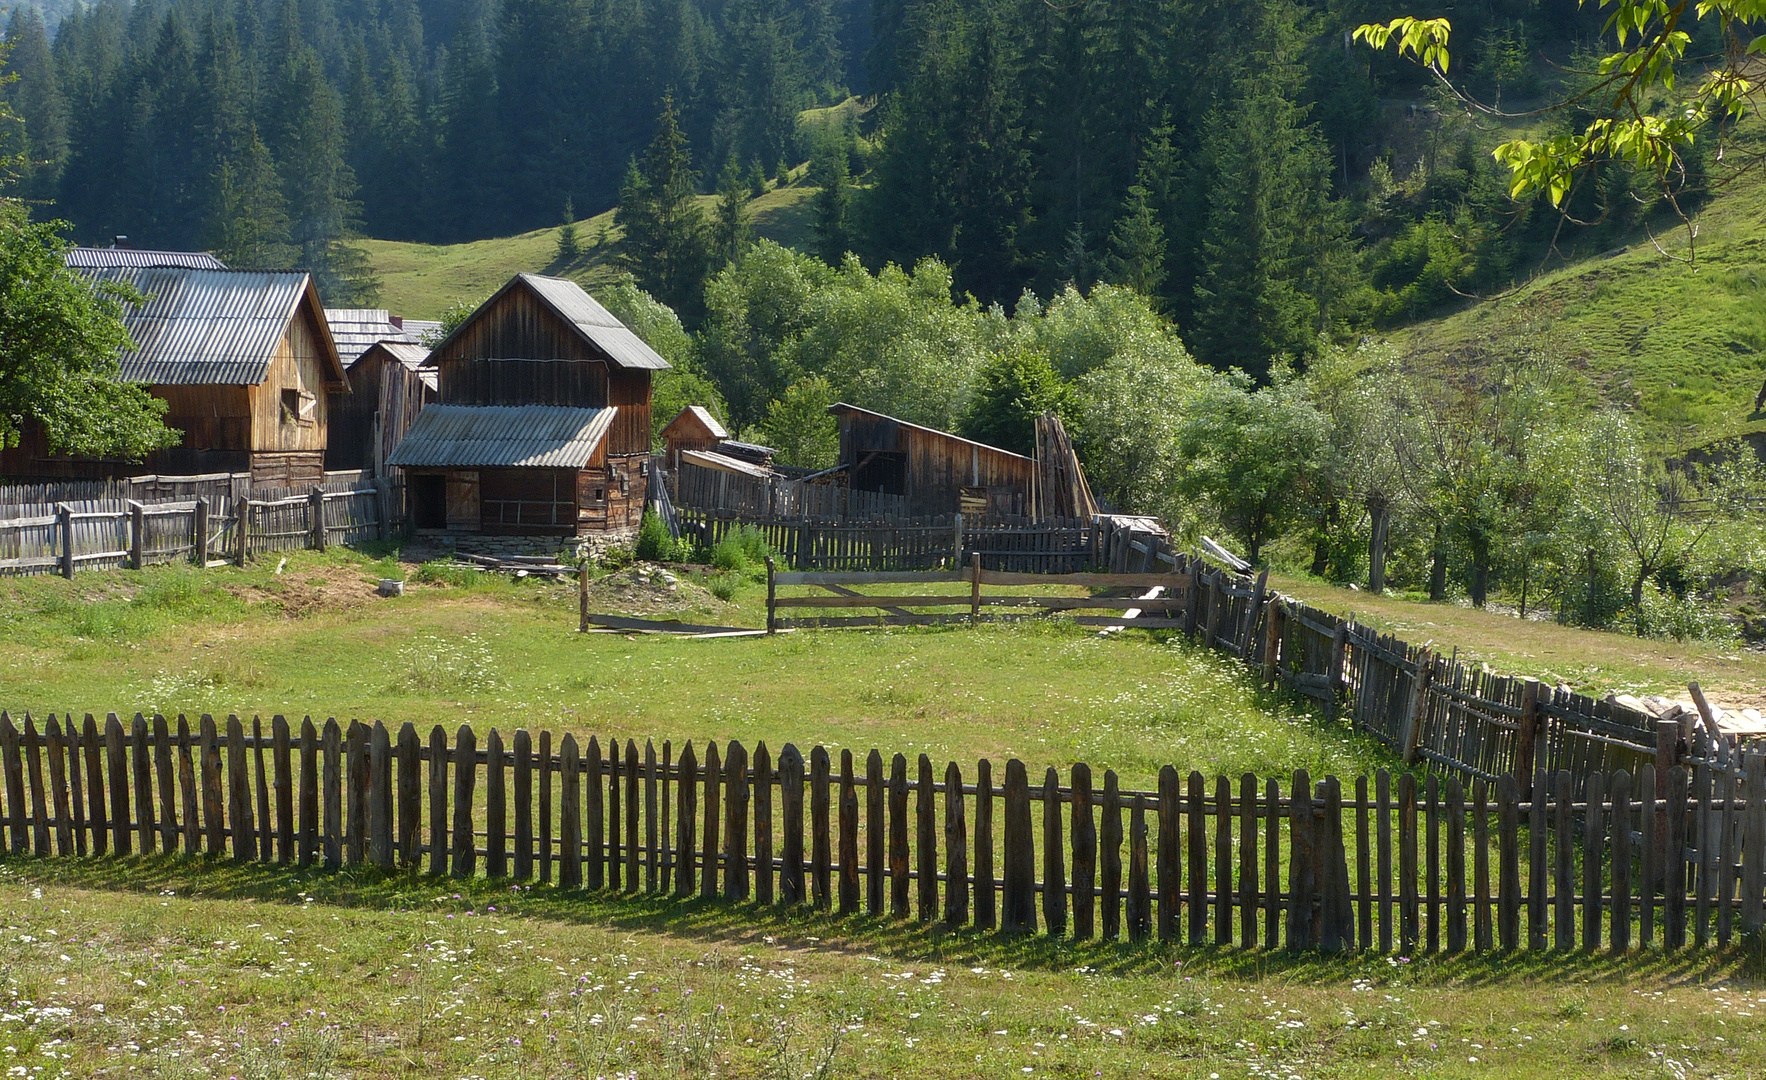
[{"left": 411, "top": 474, "right": 447, "bottom": 530}]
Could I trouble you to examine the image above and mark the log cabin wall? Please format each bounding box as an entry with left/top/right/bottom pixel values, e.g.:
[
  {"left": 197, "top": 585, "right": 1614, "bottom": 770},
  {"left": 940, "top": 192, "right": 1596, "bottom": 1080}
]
[
  {"left": 607, "top": 369, "right": 653, "bottom": 455},
  {"left": 429, "top": 285, "right": 595, "bottom": 365},
  {"left": 327, "top": 357, "right": 383, "bottom": 471},
  {"left": 249, "top": 306, "right": 332, "bottom": 455},
  {"left": 436, "top": 358, "right": 609, "bottom": 408}
]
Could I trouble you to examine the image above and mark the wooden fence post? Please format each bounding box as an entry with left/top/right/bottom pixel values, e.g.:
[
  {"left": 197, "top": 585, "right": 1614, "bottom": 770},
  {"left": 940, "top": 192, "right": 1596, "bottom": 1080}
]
[
  {"left": 128, "top": 501, "right": 144, "bottom": 570},
  {"left": 397, "top": 723, "right": 419, "bottom": 868},
  {"left": 297, "top": 718, "right": 317, "bottom": 865},
  {"left": 539, "top": 731, "right": 554, "bottom": 884},
  {"left": 625, "top": 739, "right": 641, "bottom": 890},
  {"left": 703, "top": 741, "right": 723, "bottom": 899},
  {"left": 889, "top": 753, "right": 909, "bottom": 917},
  {"left": 1002, "top": 758, "right": 1034, "bottom": 934},
  {"left": 1515, "top": 680, "right": 1542, "bottom": 799},
  {"left": 922, "top": 756, "right": 941, "bottom": 923},
  {"left": 585, "top": 737, "right": 604, "bottom": 889},
  {"left": 1582, "top": 772, "right": 1606, "bottom": 952},
  {"left": 778, "top": 744, "right": 803, "bottom": 905},
  {"left": 424, "top": 725, "right": 444, "bottom": 875},
  {"left": 1399, "top": 651, "right": 1435, "bottom": 766},
  {"left": 809, "top": 745, "right": 830, "bottom": 909},
  {"left": 253, "top": 718, "right": 272, "bottom": 862},
  {"left": 451, "top": 724, "right": 476, "bottom": 878},
  {"left": 345, "top": 722, "right": 366, "bottom": 865},
  {"left": 484, "top": 729, "right": 506, "bottom": 878},
  {"left": 1260, "top": 601, "right": 1284, "bottom": 688},
  {"left": 222, "top": 714, "right": 245, "bottom": 862},
  {"left": 1498, "top": 773, "right": 1521, "bottom": 952},
  {"left": 1325, "top": 624, "right": 1349, "bottom": 721},
  {"left": 57, "top": 505, "right": 73, "bottom": 578},
  {"left": 1071, "top": 762, "right": 1095, "bottom": 941},
  {"left": 676, "top": 742, "right": 698, "bottom": 900},
  {"left": 765, "top": 557, "right": 776, "bottom": 633},
  {"left": 1157, "top": 765, "right": 1180, "bottom": 941},
  {"left": 559, "top": 736, "right": 581, "bottom": 889},
  {"left": 192, "top": 497, "right": 209, "bottom": 567},
  {"left": 199, "top": 715, "right": 221, "bottom": 857},
  {"left": 511, "top": 729, "right": 532, "bottom": 880},
  {"left": 178, "top": 717, "right": 199, "bottom": 857},
  {"left": 1127, "top": 794, "right": 1149, "bottom": 941},
  {"left": 23, "top": 717, "right": 47, "bottom": 855},
  {"left": 235, "top": 497, "right": 250, "bottom": 566},
  {"left": 974, "top": 758, "right": 995, "bottom": 930},
  {"left": 1041, "top": 766, "right": 1064, "bottom": 936},
  {"left": 944, "top": 760, "right": 970, "bottom": 927},
  {"left": 0, "top": 714, "right": 21, "bottom": 854},
  {"left": 1186, "top": 770, "right": 1206, "bottom": 944},
  {"left": 1287, "top": 768, "right": 1313, "bottom": 950},
  {"left": 838, "top": 750, "right": 858, "bottom": 914},
  {"left": 751, "top": 741, "right": 769, "bottom": 904},
  {"left": 1743, "top": 751, "right": 1766, "bottom": 934},
  {"left": 309, "top": 487, "right": 326, "bottom": 551},
  {"left": 724, "top": 741, "right": 749, "bottom": 901},
  {"left": 271, "top": 716, "right": 292, "bottom": 863},
  {"left": 369, "top": 722, "right": 393, "bottom": 869}
]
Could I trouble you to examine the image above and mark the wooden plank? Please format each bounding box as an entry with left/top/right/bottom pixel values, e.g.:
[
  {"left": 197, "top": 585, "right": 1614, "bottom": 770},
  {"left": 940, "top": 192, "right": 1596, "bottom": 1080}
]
[
  {"left": 393, "top": 721, "right": 416, "bottom": 867},
  {"left": 773, "top": 593, "right": 982, "bottom": 609},
  {"left": 66, "top": 718, "right": 86, "bottom": 856},
  {"left": 1609, "top": 770, "right": 1631, "bottom": 953},
  {"left": 178, "top": 717, "right": 199, "bottom": 857},
  {"left": 1186, "top": 770, "right": 1206, "bottom": 945},
  {"left": 451, "top": 724, "right": 477, "bottom": 879},
  {"left": 702, "top": 741, "right": 722, "bottom": 900},
  {"left": 1528, "top": 757, "right": 1548, "bottom": 950},
  {"left": 1377, "top": 770, "right": 1393, "bottom": 953},
  {"left": 1582, "top": 771, "right": 1605, "bottom": 952},
  {"left": 748, "top": 741, "right": 767, "bottom": 903},
  {"left": 1426, "top": 774, "right": 1440, "bottom": 953},
  {"left": 866, "top": 750, "right": 885, "bottom": 915},
  {"left": 1666, "top": 766, "right": 1689, "bottom": 950},
  {"left": 1552, "top": 770, "right": 1574, "bottom": 950},
  {"left": 271, "top": 717, "right": 292, "bottom": 863},
  {"left": 1744, "top": 751, "right": 1766, "bottom": 935},
  {"left": 677, "top": 742, "right": 699, "bottom": 900},
  {"left": 625, "top": 740, "right": 641, "bottom": 893},
  {"left": 1398, "top": 772, "right": 1418, "bottom": 952},
  {"left": 46, "top": 718, "right": 71, "bottom": 856},
  {"left": 918, "top": 755, "right": 940, "bottom": 922},
  {"left": 425, "top": 724, "right": 445, "bottom": 875},
  {"left": 1445, "top": 775, "right": 1465, "bottom": 953},
  {"left": 321, "top": 718, "right": 341, "bottom": 867},
  {"left": 1498, "top": 773, "right": 1521, "bottom": 952},
  {"left": 778, "top": 744, "right": 803, "bottom": 905},
  {"left": 344, "top": 722, "right": 365, "bottom": 865},
  {"left": 1215, "top": 774, "right": 1232, "bottom": 946},
  {"left": 1288, "top": 769, "right": 1314, "bottom": 950},
  {"left": 1071, "top": 763, "right": 1096, "bottom": 940},
  {"left": 132, "top": 714, "right": 154, "bottom": 854},
  {"left": 772, "top": 570, "right": 965, "bottom": 587},
  {"left": 1042, "top": 766, "right": 1064, "bottom": 936},
  {"left": 974, "top": 758, "right": 996, "bottom": 931},
  {"left": 1, "top": 714, "right": 23, "bottom": 854},
  {"left": 1099, "top": 770, "right": 1122, "bottom": 940},
  {"left": 585, "top": 737, "right": 604, "bottom": 890},
  {"left": 253, "top": 717, "right": 272, "bottom": 862},
  {"left": 155, "top": 715, "right": 177, "bottom": 856},
  {"left": 606, "top": 737, "right": 621, "bottom": 892},
  {"left": 539, "top": 732, "right": 553, "bottom": 884},
  {"left": 978, "top": 569, "right": 1188, "bottom": 588},
  {"left": 483, "top": 728, "right": 505, "bottom": 877},
  {"left": 1157, "top": 765, "right": 1180, "bottom": 942},
  {"left": 1002, "top": 758, "right": 1035, "bottom": 934},
  {"left": 1127, "top": 794, "right": 1150, "bottom": 941},
  {"left": 724, "top": 741, "right": 749, "bottom": 901},
  {"left": 1265, "top": 776, "right": 1281, "bottom": 949},
  {"left": 1695, "top": 763, "right": 1714, "bottom": 949},
  {"left": 23, "top": 717, "right": 48, "bottom": 855},
  {"left": 513, "top": 729, "right": 533, "bottom": 880},
  {"left": 945, "top": 761, "right": 969, "bottom": 927},
  {"left": 1640, "top": 762, "right": 1657, "bottom": 947},
  {"left": 369, "top": 722, "right": 393, "bottom": 869},
  {"left": 810, "top": 745, "right": 830, "bottom": 910},
  {"left": 1477, "top": 777, "right": 1495, "bottom": 945},
  {"left": 838, "top": 749, "right": 858, "bottom": 914},
  {"left": 888, "top": 753, "right": 910, "bottom": 917},
  {"left": 559, "top": 735, "right": 581, "bottom": 889}
]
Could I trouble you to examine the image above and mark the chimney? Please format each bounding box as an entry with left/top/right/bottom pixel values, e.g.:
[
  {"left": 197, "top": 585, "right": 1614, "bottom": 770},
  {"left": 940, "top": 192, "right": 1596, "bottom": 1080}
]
[
  {"left": 389, "top": 315, "right": 404, "bottom": 330},
  {"left": 112, "top": 236, "right": 131, "bottom": 249}
]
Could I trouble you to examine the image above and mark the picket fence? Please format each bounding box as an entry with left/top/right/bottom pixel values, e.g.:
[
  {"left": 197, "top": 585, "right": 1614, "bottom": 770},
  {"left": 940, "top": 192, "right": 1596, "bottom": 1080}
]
[
  {"left": 0, "top": 481, "right": 389, "bottom": 578},
  {"left": 3, "top": 712, "right": 1763, "bottom": 954}
]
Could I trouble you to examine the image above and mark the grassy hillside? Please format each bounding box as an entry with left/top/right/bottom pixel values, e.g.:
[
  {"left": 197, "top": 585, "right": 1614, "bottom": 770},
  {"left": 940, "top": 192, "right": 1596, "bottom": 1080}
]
[
  {"left": 363, "top": 180, "right": 818, "bottom": 320},
  {"left": 1393, "top": 164, "right": 1766, "bottom": 447}
]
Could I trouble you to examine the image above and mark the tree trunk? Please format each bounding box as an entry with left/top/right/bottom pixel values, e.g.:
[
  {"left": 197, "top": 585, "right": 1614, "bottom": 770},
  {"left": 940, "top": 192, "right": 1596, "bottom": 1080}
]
[
  {"left": 1367, "top": 497, "right": 1390, "bottom": 594},
  {"left": 1310, "top": 536, "right": 1329, "bottom": 578},
  {"left": 1632, "top": 569, "right": 1647, "bottom": 609},
  {"left": 1428, "top": 522, "right": 1447, "bottom": 601}
]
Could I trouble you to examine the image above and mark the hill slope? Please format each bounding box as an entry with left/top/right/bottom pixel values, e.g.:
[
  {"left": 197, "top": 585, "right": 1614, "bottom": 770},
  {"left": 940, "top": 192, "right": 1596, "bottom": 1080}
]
[
  {"left": 1392, "top": 165, "right": 1766, "bottom": 447},
  {"left": 363, "top": 180, "right": 817, "bottom": 319}
]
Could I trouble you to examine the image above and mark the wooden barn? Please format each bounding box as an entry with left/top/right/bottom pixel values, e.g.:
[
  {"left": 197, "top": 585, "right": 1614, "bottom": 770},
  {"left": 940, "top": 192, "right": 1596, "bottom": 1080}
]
[
  {"left": 322, "top": 310, "right": 436, "bottom": 471},
  {"left": 659, "top": 405, "right": 728, "bottom": 471},
  {"left": 387, "top": 273, "right": 667, "bottom": 543},
  {"left": 0, "top": 267, "right": 347, "bottom": 486},
  {"left": 831, "top": 403, "right": 1040, "bottom": 519}
]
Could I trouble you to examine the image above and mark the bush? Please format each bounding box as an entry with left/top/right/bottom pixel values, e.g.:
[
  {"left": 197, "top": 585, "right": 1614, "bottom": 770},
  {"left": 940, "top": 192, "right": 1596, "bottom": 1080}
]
[
  {"left": 707, "top": 572, "right": 741, "bottom": 602},
  {"left": 709, "top": 525, "right": 772, "bottom": 576},
  {"left": 1631, "top": 582, "right": 1740, "bottom": 643},
  {"left": 634, "top": 510, "right": 689, "bottom": 562}
]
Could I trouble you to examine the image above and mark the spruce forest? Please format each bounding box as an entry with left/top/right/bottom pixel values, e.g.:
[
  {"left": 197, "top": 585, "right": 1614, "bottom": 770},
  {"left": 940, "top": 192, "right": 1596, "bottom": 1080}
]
[{"left": 6, "top": 0, "right": 1632, "bottom": 339}]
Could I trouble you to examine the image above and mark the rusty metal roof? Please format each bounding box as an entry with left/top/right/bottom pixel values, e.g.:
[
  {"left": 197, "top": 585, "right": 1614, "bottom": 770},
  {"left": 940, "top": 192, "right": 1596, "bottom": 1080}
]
[
  {"left": 81, "top": 267, "right": 342, "bottom": 386},
  {"left": 387, "top": 405, "right": 616, "bottom": 469},
  {"left": 66, "top": 247, "right": 227, "bottom": 270}
]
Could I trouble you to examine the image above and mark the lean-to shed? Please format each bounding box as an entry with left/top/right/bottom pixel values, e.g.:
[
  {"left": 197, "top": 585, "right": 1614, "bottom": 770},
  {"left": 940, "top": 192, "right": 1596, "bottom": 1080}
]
[
  {"left": 388, "top": 273, "right": 667, "bottom": 541},
  {"left": 659, "top": 405, "right": 727, "bottom": 471},
  {"left": 831, "top": 403, "right": 1039, "bottom": 519},
  {"left": 0, "top": 266, "right": 347, "bottom": 485},
  {"left": 322, "top": 309, "right": 434, "bottom": 471}
]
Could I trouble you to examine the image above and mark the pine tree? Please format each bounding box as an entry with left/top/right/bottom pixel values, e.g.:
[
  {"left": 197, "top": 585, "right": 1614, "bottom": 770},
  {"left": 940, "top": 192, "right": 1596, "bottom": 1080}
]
[
  {"left": 809, "top": 132, "right": 849, "bottom": 263},
  {"left": 615, "top": 95, "right": 712, "bottom": 317},
  {"left": 206, "top": 125, "right": 295, "bottom": 268},
  {"left": 715, "top": 0, "right": 809, "bottom": 179},
  {"left": 1104, "top": 183, "right": 1166, "bottom": 298},
  {"left": 2, "top": 7, "right": 68, "bottom": 203},
  {"left": 555, "top": 197, "right": 581, "bottom": 264},
  {"left": 712, "top": 161, "right": 752, "bottom": 268}
]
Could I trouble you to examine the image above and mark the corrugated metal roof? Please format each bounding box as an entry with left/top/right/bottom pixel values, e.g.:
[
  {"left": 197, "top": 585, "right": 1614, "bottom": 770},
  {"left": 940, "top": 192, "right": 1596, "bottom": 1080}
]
[
  {"left": 83, "top": 267, "right": 319, "bottom": 385},
  {"left": 66, "top": 247, "right": 227, "bottom": 270},
  {"left": 399, "top": 318, "right": 442, "bottom": 341},
  {"left": 326, "top": 308, "right": 415, "bottom": 366},
  {"left": 515, "top": 274, "right": 672, "bottom": 370},
  {"left": 387, "top": 405, "right": 616, "bottom": 469},
  {"left": 374, "top": 341, "right": 431, "bottom": 372}
]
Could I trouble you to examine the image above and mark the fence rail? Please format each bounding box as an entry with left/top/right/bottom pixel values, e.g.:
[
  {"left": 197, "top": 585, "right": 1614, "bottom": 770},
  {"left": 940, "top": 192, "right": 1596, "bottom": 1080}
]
[
  {"left": 682, "top": 509, "right": 1096, "bottom": 573},
  {"left": 766, "top": 564, "right": 1191, "bottom": 631},
  {"left": 3, "top": 711, "right": 1762, "bottom": 954}
]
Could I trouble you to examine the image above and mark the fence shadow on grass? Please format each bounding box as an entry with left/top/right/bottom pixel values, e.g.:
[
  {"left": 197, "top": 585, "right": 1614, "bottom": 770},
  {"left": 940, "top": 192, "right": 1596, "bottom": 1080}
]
[{"left": 2, "top": 852, "right": 1751, "bottom": 990}]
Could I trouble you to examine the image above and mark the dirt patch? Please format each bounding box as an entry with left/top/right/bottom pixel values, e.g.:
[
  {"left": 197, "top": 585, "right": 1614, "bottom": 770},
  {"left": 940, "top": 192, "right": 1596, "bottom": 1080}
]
[
  {"left": 225, "top": 559, "right": 384, "bottom": 618},
  {"left": 583, "top": 564, "right": 732, "bottom": 620}
]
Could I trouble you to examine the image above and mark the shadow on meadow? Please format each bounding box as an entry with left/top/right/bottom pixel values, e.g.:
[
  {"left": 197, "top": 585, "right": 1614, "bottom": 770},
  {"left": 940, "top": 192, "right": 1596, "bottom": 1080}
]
[{"left": 4, "top": 853, "right": 1754, "bottom": 990}]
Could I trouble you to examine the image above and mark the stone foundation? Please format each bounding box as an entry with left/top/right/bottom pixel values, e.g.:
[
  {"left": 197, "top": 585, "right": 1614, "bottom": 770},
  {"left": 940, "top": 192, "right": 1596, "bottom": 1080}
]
[{"left": 416, "top": 528, "right": 639, "bottom": 563}]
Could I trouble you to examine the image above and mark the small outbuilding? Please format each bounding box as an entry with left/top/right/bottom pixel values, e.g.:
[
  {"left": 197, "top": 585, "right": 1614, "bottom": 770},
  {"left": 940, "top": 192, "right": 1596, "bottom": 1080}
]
[
  {"left": 659, "top": 405, "right": 728, "bottom": 471},
  {"left": 830, "top": 403, "right": 1039, "bottom": 519},
  {"left": 387, "top": 273, "right": 668, "bottom": 551}
]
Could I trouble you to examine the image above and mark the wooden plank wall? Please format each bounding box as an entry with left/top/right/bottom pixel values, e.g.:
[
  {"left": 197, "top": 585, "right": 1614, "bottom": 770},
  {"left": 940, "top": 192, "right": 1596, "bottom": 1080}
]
[{"left": 3, "top": 710, "right": 1760, "bottom": 955}]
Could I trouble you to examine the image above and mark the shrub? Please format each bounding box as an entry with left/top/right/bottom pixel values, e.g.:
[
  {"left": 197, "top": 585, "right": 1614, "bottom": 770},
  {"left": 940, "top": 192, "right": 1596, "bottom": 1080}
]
[
  {"left": 1631, "top": 582, "right": 1740, "bottom": 643},
  {"left": 707, "top": 572, "right": 741, "bottom": 602},
  {"left": 709, "top": 525, "right": 772, "bottom": 576},
  {"left": 635, "top": 510, "right": 689, "bottom": 562}
]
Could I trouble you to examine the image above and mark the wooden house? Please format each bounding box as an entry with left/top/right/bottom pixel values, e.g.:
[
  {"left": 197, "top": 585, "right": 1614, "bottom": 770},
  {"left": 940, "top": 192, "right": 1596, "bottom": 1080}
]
[
  {"left": 0, "top": 267, "right": 347, "bottom": 486},
  {"left": 323, "top": 310, "right": 433, "bottom": 471},
  {"left": 660, "top": 405, "right": 728, "bottom": 471},
  {"left": 831, "top": 403, "right": 1039, "bottom": 519},
  {"left": 387, "top": 273, "right": 667, "bottom": 542}
]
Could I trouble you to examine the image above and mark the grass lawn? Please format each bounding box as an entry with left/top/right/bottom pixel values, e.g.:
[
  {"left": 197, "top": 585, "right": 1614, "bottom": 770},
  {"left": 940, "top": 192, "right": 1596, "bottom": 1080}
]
[
  {"left": 1272, "top": 572, "right": 1766, "bottom": 711},
  {"left": 1, "top": 855, "right": 1760, "bottom": 1080},
  {"left": 0, "top": 549, "right": 1373, "bottom": 790}
]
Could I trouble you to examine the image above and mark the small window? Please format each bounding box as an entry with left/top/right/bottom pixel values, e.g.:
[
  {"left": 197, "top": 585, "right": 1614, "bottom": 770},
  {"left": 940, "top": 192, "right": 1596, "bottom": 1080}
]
[
  {"left": 281, "top": 388, "right": 317, "bottom": 425},
  {"left": 594, "top": 488, "right": 606, "bottom": 502}
]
